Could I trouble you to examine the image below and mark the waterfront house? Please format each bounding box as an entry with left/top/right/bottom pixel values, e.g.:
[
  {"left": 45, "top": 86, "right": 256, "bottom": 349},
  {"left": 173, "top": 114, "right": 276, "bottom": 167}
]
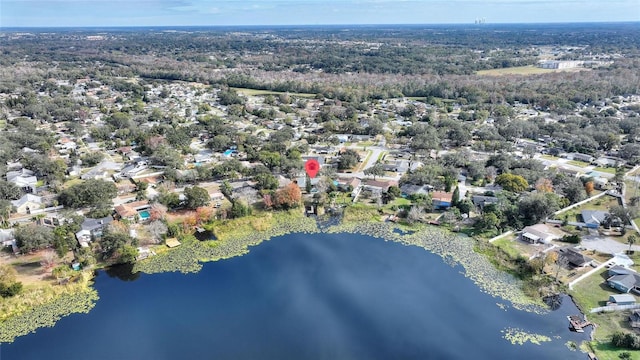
[
  {"left": 607, "top": 272, "right": 640, "bottom": 294},
  {"left": 75, "top": 216, "right": 113, "bottom": 247},
  {"left": 431, "top": 191, "right": 453, "bottom": 210},
  {"left": 558, "top": 247, "right": 593, "bottom": 268},
  {"left": 520, "top": 224, "right": 561, "bottom": 244},
  {"left": 472, "top": 195, "right": 499, "bottom": 212},
  {"left": 114, "top": 200, "right": 150, "bottom": 222}
]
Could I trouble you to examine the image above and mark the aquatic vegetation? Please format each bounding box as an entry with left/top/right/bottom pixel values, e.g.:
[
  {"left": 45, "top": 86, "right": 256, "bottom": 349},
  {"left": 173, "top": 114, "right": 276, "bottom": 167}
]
[
  {"left": 501, "top": 327, "right": 551, "bottom": 345},
  {"left": 565, "top": 341, "right": 578, "bottom": 351},
  {"left": 0, "top": 280, "right": 98, "bottom": 343},
  {"left": 326, "top": 221, "right": 543, "bottom": 312},
  {"left": 135, "top": 211, "right": 319, "bottom": 274}
]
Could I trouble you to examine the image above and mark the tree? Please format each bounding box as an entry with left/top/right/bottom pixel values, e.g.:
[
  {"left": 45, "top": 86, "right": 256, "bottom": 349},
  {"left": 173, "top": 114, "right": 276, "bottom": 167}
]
[
  {"left": 254, "top": 173, "right": 278, "bottom": 191},
  {"left": 452, "top": 186, "right": 460, "bottom": 206},
  {"left": 14, "top": 224, "right": 54, "bottom": 253},
  {"left": 584, "top": 181, "right": 595, "bottom": 195},
  {"left": 274, "top": 183, "right": 302, "bottom": 209},
  {"left": 518, "top": 193, "right": 560, "bottom": 226},
  {"left": 495, "top": 173, "right": 529, "bottom": 192},
  {"left": 364, "top": 163, "right": 385, "bottom": 180},
  {"left": 0, "top": 180, "right": 22, "bottom": 200},
  {"left": 337, "top": 149, "right": 360, "bottom": 170},
  {"left": 100, "top": 230, "right": 136, "bottom": 262},
  {"left": 58, "top": 179, "right": 117, "bottom": 208},
  {"left": 561, "top": 178, "right": 587, "bottom": 204},
  {"left": 230, "top": 199, "right": 252, "bottom": 218},
  {"left": 628, "top": 235, "right": 637, "bottom": 253},
  {"left": 534, "top": 178, "right": 554, "bottom": 193},
  {"left": 147, "top": 220, "right": 168, "bottom": 243},
  {"left": 221, "top": 180, "right": 233, "bottom": 199},
  {"left": 184, "top": 186, "right": 210, "bottom": 209},
  {"left": 149, "top": 202, "right": 168, "bottom": 221}
]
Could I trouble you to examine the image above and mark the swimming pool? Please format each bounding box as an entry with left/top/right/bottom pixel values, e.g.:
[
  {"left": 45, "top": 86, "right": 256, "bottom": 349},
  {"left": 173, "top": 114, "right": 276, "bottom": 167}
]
[
  {"left": 223, "top": 149, "right": 235, "bottom": 157},
  {"left": 139, "top": 210, "right": 151, "bottom": 220}
]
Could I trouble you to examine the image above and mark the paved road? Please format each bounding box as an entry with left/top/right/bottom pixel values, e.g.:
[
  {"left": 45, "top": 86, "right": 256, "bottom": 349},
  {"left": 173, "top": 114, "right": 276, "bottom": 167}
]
[{"left": 581, "top": 234, "right": 640, "bottom": 254}]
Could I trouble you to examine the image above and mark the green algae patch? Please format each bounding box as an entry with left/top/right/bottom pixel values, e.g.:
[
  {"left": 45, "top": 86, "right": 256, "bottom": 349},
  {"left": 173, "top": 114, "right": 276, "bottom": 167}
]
[{"left": 502, "top": 327, "right": 552, "bottom": 345}]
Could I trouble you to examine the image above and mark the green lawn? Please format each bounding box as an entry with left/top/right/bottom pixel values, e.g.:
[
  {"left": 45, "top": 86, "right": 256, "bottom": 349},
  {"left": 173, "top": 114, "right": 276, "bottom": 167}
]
[
  {"left": 568, "top": 160, "right": 591, "bottom": 167},
  {"left": 492, "top": 238, "right": 521, "bottom": 259},
  {"left": 570, "top": 269, "right": 612, "bottom": 311},
  {"left": 594, "top": 167, "right": 617, "bottom": 174},
  {"left": 586, "top": 339, "right": 640, "bottom": 360},
  {"left": 540, "top": 154, "right": 560, "bottom": 161}
]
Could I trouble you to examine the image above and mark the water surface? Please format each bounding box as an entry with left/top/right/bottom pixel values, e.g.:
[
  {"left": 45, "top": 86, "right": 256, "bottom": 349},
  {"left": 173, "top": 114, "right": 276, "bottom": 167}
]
[{"left": 4, "top": 232, "right": 589, "bottom": 359}]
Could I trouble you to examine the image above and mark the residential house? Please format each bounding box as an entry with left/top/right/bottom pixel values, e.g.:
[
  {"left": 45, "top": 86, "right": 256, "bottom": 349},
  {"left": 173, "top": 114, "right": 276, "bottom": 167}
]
[
  {"left": 81, "top": 167, "right": 110, "bottom": 181},
  {"left": 382, "top": 160, "right": 410, "bottom": 173},
  {"left": 555, "top": 166, "right": 582, "bottom": 178},
  {"left": 431, "top": 191, "right": 453, "bottom": 210},
  {"left": 558, "top": 247, "right": 593, "bottom": 268},
  {"left": 6, "top": 169, "right": 37, "bottom": 193},
  {"left": 594, "top": 157, "right": 619, "bottom": 168},
  {"left": 114, "top": 200, "right": 150, "bottom": 222},
  {"left": 400, "top": 184, "right": 430, "bottom": 197},
  {"left": 75, "top": 216, "right": 113, "bottom": 247},
  {"left": 362, "top": 179, "right": 397, "bottom": 196},
  {"left": 568, "top": 153, "right": 595, "bottom": 163},
  {"left": 302, "top": 155, "right": 325, "bottom": 166},
  {"left": 520, "top": 224, "right": 562, "bottom": 244},
  {"left": 607, "top": 266, "right": 640, "bottom": 294},
  {"left": 630, "top": 310, "right": 640, "bottom": 329},
  {"left": 472, "top": 195, "right": 499, "bottom": 212},
  {"left": 581, "top": 210, "right": 610, "bottom": 228},
  {"left": 11, "top": 194, "right": 43, "bottom": 215},
  {"left": 336, "top": 177, "right": 362, "bottom": 197},
  {"left": 607, "top": 294, "right": 636, "bottom": 306}
]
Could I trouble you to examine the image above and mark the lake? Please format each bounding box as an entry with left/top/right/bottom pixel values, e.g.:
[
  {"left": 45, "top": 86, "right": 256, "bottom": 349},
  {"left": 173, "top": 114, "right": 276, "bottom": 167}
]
[{"left": 3, "top": 232, "right": 590, "bottom": 359}]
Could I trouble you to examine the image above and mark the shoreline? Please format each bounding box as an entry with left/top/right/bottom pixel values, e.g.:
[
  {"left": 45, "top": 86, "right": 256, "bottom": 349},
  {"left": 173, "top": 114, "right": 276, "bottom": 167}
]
[{"left": 1, "top": 210, "right": 574, "bottom": 344}]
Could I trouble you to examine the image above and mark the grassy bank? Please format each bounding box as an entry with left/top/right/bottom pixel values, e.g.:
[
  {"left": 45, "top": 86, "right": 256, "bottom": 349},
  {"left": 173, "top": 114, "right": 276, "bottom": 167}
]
[
  {"left": 0, "top": 272, "right": 98, "bottom": 343},
  {"left": 134, "top": 210, "right": 319, "bottom": 274}
]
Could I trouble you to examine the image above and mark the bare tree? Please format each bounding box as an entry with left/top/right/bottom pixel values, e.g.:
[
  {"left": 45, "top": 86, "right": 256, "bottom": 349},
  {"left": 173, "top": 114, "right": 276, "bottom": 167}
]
[{"left": 147, "top": 220, "right": 168, "bottom": 244}]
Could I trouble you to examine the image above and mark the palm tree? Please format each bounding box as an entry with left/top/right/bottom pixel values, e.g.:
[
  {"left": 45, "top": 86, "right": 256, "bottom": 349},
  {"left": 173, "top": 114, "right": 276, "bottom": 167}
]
[{"left": 628, "top": 235, "right": 637, "bottom": 254}]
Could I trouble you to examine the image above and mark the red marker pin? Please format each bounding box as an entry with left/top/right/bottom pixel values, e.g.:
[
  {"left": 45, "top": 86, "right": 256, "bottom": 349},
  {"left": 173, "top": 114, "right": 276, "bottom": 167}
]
[{"left": 305, "top": 159, "right": 320, "bottom": 178}]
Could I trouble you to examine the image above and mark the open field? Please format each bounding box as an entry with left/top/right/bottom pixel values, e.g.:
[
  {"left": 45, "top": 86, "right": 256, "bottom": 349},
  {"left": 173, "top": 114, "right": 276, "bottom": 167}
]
[
  {"left": 476, "top": 65, "right": 587, "bottom": 76},
  {"left": 232, "top": 87, "right": 316, "bottom": 98}
]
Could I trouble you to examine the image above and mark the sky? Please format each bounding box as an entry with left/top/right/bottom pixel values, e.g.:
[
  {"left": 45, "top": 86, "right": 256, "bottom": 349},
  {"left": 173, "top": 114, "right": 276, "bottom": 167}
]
[{"left": 1, "top": 0, "right": 639, "bottom": 27}]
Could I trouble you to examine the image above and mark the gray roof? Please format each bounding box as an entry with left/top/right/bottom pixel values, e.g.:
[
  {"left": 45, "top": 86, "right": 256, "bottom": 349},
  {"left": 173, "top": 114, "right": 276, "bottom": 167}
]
[
  {"left": 581, "top": 210, "right": 609, "bottom": 225},
  {"left": 609, "top": 294, "right": 636, "bottom": 303},
  {"left": 559, "top": 247, "right": 592, "bottom": 267},
  {"left": 608, "top": 265, "right": 637, "bottom": 276},
  {"left": 608, "top": 274, "right": 640, "bottom": 290},
  {"left": 472, "top": 195, "right": 499, "bottom": 207},
  {"left": 80, "top": 217, "right": 113, "bottom": 231}
]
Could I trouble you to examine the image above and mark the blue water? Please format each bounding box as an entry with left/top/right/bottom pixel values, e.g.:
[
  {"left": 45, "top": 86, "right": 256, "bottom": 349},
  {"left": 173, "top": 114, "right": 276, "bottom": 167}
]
[
  {"left": 223, "top": 149, "right": 235, "bottom": 157},
  {"left": 3, "top": 233, "right": 590, "bottom": 359},
  {"left": 138, "top": 210, "right": 150, "bottom": 220}
]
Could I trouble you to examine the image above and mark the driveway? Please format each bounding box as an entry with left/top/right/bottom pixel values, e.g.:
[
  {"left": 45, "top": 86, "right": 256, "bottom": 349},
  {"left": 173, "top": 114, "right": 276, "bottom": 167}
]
[{"left": 581, "top": 234, "right": 640, "bottom": 255}]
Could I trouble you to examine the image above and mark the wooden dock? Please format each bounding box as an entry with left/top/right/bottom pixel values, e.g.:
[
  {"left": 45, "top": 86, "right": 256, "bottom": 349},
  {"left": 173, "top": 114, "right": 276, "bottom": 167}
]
[{"left": 567, "top": 315, "right": 595, "bottom": 333}]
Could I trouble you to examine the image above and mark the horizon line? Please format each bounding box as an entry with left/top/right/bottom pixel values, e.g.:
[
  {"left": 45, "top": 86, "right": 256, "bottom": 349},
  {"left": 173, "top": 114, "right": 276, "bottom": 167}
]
[{"left": 2, "top": 20, "right": 639, "bottom": 30}]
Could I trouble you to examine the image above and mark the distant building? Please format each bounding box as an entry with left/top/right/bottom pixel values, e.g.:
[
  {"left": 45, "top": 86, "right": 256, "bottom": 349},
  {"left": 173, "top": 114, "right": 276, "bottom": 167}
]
[{"left": 538, "top": 60, "right": 583, "bottom": 69}]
